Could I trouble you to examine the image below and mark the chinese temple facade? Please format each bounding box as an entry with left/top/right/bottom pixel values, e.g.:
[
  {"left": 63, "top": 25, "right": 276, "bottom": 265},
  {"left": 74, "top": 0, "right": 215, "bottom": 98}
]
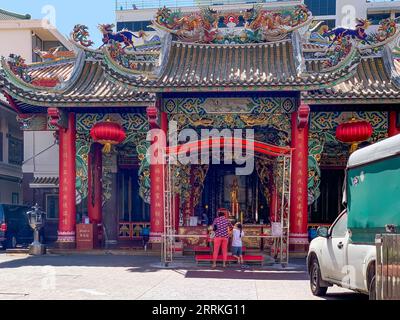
[{"left": 1, "top": 5, "right": 400, "bottom": 252}]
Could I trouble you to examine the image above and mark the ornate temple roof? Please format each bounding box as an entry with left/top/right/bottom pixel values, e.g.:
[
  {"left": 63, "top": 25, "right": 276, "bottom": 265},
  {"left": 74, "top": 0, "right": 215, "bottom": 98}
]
[
  {"left": 1, "top": 4, "right": 400, "bottom": 112},
  {"left": 303, "top": 49, "right": 400, "bottom": 104},
  {"left": 142, "top": 40, "right": 353, "bottom": 91},
  {"left": 28, "top": 59, "right": 75, "bottom": 83},
  {"left": 0, "top": 54, "right": 155, "bottom": 111}
]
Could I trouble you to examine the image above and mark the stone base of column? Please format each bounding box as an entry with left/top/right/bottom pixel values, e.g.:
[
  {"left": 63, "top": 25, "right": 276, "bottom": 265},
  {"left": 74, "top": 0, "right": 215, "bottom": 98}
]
[
  {"left": 289, "top": 233, "right": 309, "bottom": 245},
  {"left": 149, "top": 232, "right": 162, "bottom": 251},
  {"left": 56, "top": 231, "right": 76, "bottom": 249},
  {"left": 149, "top": 232, "right": 162, "bottom": 243},
  {"left": 289, "top": 233, "right": 309, "bottom": 257}
]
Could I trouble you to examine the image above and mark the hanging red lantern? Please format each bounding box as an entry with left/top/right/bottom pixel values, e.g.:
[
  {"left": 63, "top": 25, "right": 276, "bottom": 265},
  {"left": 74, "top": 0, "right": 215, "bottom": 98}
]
[
  {"left": 336, "top": 117, "right": 373, "bottom": 153},
  {"left": 90, "top": 119, "right": 126, "bottom": 153}
]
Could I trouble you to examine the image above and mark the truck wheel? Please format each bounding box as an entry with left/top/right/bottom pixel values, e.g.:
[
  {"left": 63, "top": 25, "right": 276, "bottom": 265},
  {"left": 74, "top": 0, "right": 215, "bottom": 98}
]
[
  {"left": 310, "top": 260, "right": 328, "bottom": 297},
  {"left": 369, "top": 276, "right": 376, "bottom": 300}
]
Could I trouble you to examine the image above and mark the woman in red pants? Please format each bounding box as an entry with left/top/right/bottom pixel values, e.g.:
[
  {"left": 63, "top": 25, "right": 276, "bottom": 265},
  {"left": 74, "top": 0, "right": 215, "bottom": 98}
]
[{"left": 211, "top": 210, "right": 233, "bottom": 269}]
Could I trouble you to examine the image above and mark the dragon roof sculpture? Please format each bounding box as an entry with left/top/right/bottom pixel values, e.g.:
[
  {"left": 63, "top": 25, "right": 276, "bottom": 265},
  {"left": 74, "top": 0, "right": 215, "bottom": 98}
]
[{"left": 151, "top": 5, "right": 312, "bottom": 44}]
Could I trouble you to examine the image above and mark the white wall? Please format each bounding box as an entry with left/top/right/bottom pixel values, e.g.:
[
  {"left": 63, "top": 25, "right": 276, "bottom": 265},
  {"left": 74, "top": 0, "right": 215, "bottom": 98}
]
[
  {"left": 0, "top": 29, "right": 33, "bottom": 63},
  {"left": 336, "top": 0, "right": 400, "bottom": 28},
  {"left": 0, "top": 107, "right": 23, "bottom": 204},
  {"left": 23, "top": 131, "right": 58, "bottom": 176},
  {"left": 0, "top": 20, "right": 64, "bottom": 181}
]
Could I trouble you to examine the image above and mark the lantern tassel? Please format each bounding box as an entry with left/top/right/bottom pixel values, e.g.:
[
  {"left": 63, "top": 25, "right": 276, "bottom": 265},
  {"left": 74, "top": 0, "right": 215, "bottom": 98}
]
[
  {"left": 102, "top": 143, "right": 112, "bottom": 154},
  {"left": 350, "top": 143, "right": 359, "bottom": 154}
]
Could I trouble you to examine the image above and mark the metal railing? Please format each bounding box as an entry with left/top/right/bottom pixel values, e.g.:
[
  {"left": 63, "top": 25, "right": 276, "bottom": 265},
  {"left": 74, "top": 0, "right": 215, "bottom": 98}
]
[{"left": 116, "top": 0, "right": 296, "bottom": 10}]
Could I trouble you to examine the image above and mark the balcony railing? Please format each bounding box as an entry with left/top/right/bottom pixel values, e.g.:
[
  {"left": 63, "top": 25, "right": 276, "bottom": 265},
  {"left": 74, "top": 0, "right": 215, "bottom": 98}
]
[{"left": 116, "top": 0, "right": 296, "bottom": 11}]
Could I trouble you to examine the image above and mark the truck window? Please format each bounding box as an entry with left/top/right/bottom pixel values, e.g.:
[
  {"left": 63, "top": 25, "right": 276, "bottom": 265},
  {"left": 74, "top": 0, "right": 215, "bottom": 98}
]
[{"left": 331, "top": 213, "right": 348, "bottom": 238}]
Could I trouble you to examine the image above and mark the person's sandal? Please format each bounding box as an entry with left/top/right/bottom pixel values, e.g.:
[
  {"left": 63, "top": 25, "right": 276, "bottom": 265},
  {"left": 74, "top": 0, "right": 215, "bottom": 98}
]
[{"left": 212, "top": 264, "right": 217, "bottom": 269}]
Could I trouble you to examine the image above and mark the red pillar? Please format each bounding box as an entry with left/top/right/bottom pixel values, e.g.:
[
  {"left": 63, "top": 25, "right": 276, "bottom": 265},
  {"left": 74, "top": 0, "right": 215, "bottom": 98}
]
[
  {"left": 57, "top": 113, "right": 77, "bottom": 248},
  {"left": 148, "top": 107, "right": 167, "bottom": 243},
  {"left": 289, "top": 106, "right": 310, "bottom": 250},
  {"left": 88, "top": 143, "right": 103, "bottom": 224},
  {"left": 388, "top": 111, "right": 400, "bottom": 137}
]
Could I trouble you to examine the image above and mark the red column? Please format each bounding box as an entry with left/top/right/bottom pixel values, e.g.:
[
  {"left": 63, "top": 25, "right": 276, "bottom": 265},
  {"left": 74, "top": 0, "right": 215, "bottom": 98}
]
[
  {"left": 148, "top": 107, "right": 167, "bottom": 243},
  {"left": 289, "top": 108, "right": 310, "bottom": 249},
  {"left": 57, "top": 113, "right": 77, "bottom": 248},
  {"left": 88, "top": 143, "right": 103, "bottom": 224},
  {"left": 388, "top": 111, "right": 400, "bottom": 137}
]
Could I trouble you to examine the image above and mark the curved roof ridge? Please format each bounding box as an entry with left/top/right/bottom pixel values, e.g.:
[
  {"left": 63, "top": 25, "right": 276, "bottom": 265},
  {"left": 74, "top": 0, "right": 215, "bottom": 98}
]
[{"left": 0, "top": 47, "right": 86, "bottom": 94}]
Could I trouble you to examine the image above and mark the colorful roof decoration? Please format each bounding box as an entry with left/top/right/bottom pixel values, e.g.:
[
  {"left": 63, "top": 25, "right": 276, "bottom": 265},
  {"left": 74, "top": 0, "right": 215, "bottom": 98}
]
[
  {"left": 1, "top": 4, "right": 400, "bottom": 112},
  {"left": 151, "top": 5, "right": 312, "bottom": 44}
]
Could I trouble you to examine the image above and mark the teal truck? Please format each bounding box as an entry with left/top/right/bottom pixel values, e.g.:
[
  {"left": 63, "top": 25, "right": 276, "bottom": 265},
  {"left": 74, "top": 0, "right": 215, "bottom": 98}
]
[{"left": 307, "top": 134, "right": 400, "bottom": 299}]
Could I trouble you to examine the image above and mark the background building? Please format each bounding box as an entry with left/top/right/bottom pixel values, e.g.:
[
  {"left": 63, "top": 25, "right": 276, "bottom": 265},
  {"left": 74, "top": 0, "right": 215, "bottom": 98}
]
[
  {"left": 0, "top": 96, "right": 23, "bottom": 205},
  {"left": 0, "top": 8, "right": 71, "bottom": 239}
]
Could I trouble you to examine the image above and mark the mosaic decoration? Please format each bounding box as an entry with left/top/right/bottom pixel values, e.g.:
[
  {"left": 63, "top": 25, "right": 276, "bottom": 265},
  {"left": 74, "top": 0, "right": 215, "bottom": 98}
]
[
  {"left": 255, "top": 157, "right": 275, "bottom": 205},
  {"left": 171, "top": 163, "right": 192, "bottom": 226},
  {"left": 76, "top": 113, "right": 150, "bottom": 204},
  {"left": 321, "top": 19, "right": 371, "bottom": 47},
  {"left": 192, "top": 165, "right": 209, "bottom": 209},
  {"left": 164, "top": 97, "right": 296, "bottom": 115},
  {"left": 77, "top": 113, "right": 149, "bottom": 140},
  {"left": 33, "top": 47, "right": 75, "bottom": 62},
  {"left": 99, "top": 24, "right": 147, "bottom": 49},
  {"left": 165, "top": 97, "right": 293, "bottom": 146},
  {"left": 152, "top": 5, "right": 311, "bottom": 44},
  {"left": 308, "top": 132, "right": 328, "bottom": 206},
  {"left": 136, "top": 139, "right": 151, "bottom": 204},
  {"left": 308, "top": 111, "right": 388, "bottom": 204},
  {"left": 322, "top": 34, "right": 354, "bottom": 70},
  {"left": 102, "top": 152, "right": 114, "bottom": 205},
  {"left": 365, "top": 18, "right": 397, "bottom": 44},
  {"left": 76, "top": 133, "right": 91, "bottom": 202},
  {"left": 254, "top": 127, "right": 290, "bottom": 148},
  {"left": 71, "top": 24, "right": 95, "bottom": 47},
  {"left": 310, "top": 17, "right": 400, "bottom": 71},
  {"left": 7, "top": 54, "right": 31, "bottom": 82},
  {"left": 104, "top": 40, "right": 159, "bottom": 73}
]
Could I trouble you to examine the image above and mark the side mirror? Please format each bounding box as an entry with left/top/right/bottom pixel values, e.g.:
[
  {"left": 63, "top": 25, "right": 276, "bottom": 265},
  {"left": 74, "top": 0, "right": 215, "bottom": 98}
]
[{"left": 317, "top": 227, "right": 329, "bottom": 238}]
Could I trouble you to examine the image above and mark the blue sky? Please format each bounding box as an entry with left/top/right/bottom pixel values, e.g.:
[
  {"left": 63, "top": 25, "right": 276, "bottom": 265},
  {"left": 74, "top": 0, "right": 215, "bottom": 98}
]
[{"left": 0, "top": 0, "right": 116, "bottom": 46}]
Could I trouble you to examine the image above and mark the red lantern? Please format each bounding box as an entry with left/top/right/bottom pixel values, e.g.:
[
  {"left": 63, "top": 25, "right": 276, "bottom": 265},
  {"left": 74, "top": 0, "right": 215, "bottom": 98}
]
[
  {"left": 90, "top": 119, "right": 126, "bottom": 153},
  {"left": 336, "top": 118, "right": 373, "bottom": 153}
]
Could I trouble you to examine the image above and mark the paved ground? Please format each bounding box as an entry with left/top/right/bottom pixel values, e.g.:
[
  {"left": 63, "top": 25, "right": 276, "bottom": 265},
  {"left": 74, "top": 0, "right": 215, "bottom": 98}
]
[{"left": 0, "top": 253, "right": 367, "bottom": 300}]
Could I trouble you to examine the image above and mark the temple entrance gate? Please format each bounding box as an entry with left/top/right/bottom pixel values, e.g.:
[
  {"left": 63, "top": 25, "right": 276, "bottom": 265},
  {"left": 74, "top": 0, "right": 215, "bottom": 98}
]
[{"left": 162, "top": 137, "right": 293, "bottom": 267}]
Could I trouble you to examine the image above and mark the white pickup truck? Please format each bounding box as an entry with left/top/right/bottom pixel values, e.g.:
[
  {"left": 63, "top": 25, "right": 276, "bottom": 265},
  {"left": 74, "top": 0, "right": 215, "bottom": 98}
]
[
  {"left": 307, "top": 210, "right": 376, "bottom": 299},
  {"left": 307, "top": 134, "right": 400, "bottom": 300}
]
